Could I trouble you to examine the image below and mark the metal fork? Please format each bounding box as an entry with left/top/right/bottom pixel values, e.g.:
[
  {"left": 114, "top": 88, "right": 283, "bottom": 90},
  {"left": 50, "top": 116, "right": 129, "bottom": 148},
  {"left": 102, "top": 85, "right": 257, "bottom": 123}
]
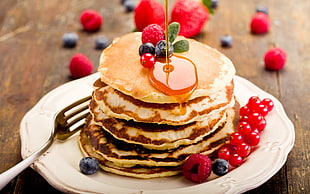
[{"left": 0, "top": 95, "right": 91, "bottom": 190}]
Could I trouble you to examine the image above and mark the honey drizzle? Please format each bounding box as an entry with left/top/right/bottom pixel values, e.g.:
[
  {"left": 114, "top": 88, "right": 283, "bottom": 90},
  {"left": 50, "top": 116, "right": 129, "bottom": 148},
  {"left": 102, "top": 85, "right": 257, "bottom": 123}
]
[
  {"left": 164, "top": 0, "right": 172, "bottom": 86},
  {"left": 148, "top": 0, "right": 198, "bottom": 115}
]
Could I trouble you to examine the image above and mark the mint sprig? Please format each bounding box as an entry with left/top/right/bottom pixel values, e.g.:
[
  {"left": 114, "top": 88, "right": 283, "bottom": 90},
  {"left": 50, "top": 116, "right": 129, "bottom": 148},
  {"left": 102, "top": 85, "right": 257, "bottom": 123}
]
[
  {"left": 168, "top": 22, "right": 189, "bottom": 53},
  {"left": 202, "top": 0, "right": 214, "bottom": 14},
  {"left": 168, "top": 22, "right": 180, "bottom": 43},
  {"left": 173, "top": 40, "right": 189, "bottom": 53}
]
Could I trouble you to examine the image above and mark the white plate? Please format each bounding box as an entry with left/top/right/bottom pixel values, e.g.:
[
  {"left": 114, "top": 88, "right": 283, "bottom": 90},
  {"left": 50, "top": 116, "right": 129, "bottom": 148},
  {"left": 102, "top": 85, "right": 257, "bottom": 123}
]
[{"left": 20, "top": 73, "right": 294, "bottom": 194}]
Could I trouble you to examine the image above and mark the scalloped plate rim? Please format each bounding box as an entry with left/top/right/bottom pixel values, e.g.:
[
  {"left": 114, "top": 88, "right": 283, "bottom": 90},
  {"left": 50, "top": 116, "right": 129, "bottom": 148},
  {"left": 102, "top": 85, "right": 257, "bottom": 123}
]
[{"left": 19, "top": 73, "right": 295, "bottom": 194}]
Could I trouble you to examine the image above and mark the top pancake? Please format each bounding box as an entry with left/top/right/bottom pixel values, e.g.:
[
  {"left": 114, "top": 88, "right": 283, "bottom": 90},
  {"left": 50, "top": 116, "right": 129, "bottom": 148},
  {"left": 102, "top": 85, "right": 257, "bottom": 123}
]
[{"left": 98, "top": 32, "right": 235, "bottom": 104}]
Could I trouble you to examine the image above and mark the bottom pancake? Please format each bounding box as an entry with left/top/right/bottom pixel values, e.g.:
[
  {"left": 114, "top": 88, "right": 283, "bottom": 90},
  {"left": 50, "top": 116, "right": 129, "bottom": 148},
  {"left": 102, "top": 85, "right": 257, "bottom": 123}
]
[{"left": 78, "top": 107, "right": 238, "bottom": 178}]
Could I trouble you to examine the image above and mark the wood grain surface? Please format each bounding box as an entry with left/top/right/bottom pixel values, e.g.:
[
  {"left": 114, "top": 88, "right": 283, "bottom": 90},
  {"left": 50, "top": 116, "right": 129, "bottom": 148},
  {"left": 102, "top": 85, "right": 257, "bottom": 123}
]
[{"left": 0, "top": 0, "right": 309, "bottom": 193}]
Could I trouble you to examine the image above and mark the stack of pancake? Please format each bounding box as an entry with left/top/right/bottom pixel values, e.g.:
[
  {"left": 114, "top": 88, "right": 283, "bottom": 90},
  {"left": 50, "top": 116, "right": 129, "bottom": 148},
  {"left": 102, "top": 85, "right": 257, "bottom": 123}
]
[{"left": 79, "top": 32, "right": 237, "bottom": 178}]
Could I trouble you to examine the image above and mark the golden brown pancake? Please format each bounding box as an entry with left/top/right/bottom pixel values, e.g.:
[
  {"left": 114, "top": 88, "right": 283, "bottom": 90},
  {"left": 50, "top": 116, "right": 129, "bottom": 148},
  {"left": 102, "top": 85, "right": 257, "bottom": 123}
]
[
  {"left": 92, "top": 79, "right": 234, "bottom": 125},
  {"left": 90, "top": 98, "right": 229, "bottom": 150},
  {"left": 79, "top": 32, "right": 237, "bottom": 179},
  {"left": 98, "top": 32, "right": 235, "bottom": 103},
  {"left": 79, "top": 106, "right": 237, "bottom": 178}
]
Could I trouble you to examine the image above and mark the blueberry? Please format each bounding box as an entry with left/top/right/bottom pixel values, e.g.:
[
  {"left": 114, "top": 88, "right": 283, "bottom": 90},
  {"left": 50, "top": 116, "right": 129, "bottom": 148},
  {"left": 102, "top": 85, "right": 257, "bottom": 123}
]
[
  {"left": 123, "top": 0, "right": 136, "bottom": 12},
  {"left": 220, "top": 35, "right": 232, "bottom": 47},
  {"left": 62, "top": 33, "right": 78, "bottom": 48},
  {"left": 155, "top": 40, "right": 174, "bottom": 58},
  {"left": 256, "top": 6, "right": 268, "bottom": 15},
  {"left": 211, "top": 0, "right": 219, "bottom": 9},
  {"left": 95, "top": 36, "right": 110, "bottom": 50},
  {"left": 139, "top": 43, "right": 155, "bottom": 56},
  {"left": 79, "top": 157, "right": 99, "bottom": 175},
  {"left": 212, "top": 159, "right": 229, "bottom": 176}
]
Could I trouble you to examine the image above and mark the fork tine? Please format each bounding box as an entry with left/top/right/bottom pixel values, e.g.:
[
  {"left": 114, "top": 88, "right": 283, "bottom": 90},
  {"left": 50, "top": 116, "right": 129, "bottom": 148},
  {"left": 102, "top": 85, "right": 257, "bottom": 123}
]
[
  {"left": 63, "top": 103, "right": 89, "bottom": 121},
  {"left": 54, "top": 96, "right": 92, "bottom": 140},
  {"left": 58, "top": 96, "right": 91, "bottom": 116},
  {"left": 65, "top": 112, "right": 90, "bottom": 128}
]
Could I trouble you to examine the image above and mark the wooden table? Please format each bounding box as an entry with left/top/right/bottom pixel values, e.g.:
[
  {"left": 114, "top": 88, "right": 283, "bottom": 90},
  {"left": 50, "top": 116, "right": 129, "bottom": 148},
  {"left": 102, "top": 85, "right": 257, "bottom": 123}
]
[{"left": 0, "top": 0, "right": 309, "bottom": 193}]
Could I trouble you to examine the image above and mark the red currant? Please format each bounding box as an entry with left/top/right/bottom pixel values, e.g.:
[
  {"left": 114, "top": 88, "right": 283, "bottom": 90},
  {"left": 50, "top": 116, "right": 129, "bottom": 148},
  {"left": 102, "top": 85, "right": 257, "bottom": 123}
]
[
  {"left": 261, "top": 98, "right": 274, "bottom": 112},
  {"left": 251, "top": 128, "right": 260, "bottom": 134},
  {"left": 239, "top": 115, "right": 249, "bottom": 122},
  {"left": 248, "top": 112, "right": 263, "bottom": 128},
  {"left": 237, "top": 121, "right": 252, "bottom": 135},
  {"left": 239, "top": 105, "right": 250, "bottom": 117},
  {"left": 244, "top": 131, "right": 260, "bottom": 146},
  {"left": 218, "top": 146, "right": 231, "bottom": 160},
  {"left": 256, "top": 117, "right": 267, "bottom": 132},
  {"left": 247, "top": 96, "right": 261, "bottom": 110},
  {"left": 140, "top": 53, "right": 155, "bottom": 68},
  {"left": 230, "top": 132, "right": 244, "bottom": 146},
  {"left": 256, "top": 104, "right": 269, "bottom": 117},
  {"left": 236, "top": 142, "right": 251, "bottom": 157},
  {"left": 229, "top": 153, "right": 243, "bottom": 167}
]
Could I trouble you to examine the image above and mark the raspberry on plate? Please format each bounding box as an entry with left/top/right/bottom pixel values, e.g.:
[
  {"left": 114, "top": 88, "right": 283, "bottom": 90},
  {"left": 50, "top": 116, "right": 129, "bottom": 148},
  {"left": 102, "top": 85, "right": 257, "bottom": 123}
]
[
  {"left": 134, "top": 0, "right": 165, "bottom": 32},
  {"left": 142, "top": 24, "right": 164, "bottom": 46},
  {"left": 69, "top": 53, "right": 93, "bottom": 78},
  {"left": 80, "top": 10, "right": 103, "bottom": 32},
  {"left": 250, "top": 12, "right": 269, "bottom": 34},
  {"left": 264, "top": 47, "right": 287, "bottom": 70},
  {"left": 171, "top": 0, "right": 209, "bottom": 38},
  {"left": 183, "top": 154, "right": 212, "bottom": 183}
]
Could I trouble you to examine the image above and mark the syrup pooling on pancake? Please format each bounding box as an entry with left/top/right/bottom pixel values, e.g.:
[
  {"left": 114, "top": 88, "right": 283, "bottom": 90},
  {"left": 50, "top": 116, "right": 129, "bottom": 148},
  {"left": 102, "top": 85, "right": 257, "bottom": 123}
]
[
  {"left": 149, "top": 55, "right": 198, "bottom": 102},
  {"left": 147, "top": 0, "right": 198, "bottom": 114}
]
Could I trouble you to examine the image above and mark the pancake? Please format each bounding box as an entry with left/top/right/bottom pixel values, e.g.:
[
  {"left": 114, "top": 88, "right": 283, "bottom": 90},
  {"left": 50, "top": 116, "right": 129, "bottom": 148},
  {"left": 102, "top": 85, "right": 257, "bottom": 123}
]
[
  {"left": 78, "top": 106, "right": 237, "bottom": 178},
  {"left": 92, "top": 79, "right": 234, "bottom": 125},
  {"left": 79, "top": 31, "right": 238, "bottom": 179},
  {"left": 90, "top": 98, "right": 230, "bottom": 150},
  {"left": 98, "top": 32, "right": 235, "bottom": 103}
]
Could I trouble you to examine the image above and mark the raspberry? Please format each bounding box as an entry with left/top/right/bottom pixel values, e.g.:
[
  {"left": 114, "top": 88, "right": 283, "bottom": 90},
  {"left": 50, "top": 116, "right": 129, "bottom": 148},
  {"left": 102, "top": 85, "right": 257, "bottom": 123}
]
[
  {"left": 80, "top": 10, "right": 103, "bottom": 32},
  {"left": 183, "top": 154, "right": 212, "bottom": 183},
  {"left": 171, "top": 0, "right": 209, "bottom": 38},
  {"left": 264, "top": 47, "right": 287, "bottom": 70},
  {"left": 142, "top": 24, "right": 164, "bottom": 46},
  {"left": 69, "top": 53, "right": 93, "bottom": 78},
  {"left": 250, "top": 12, "right": 270, "bottom": 34},
  {"left": 134, "top": 0, "right": 165, "bottom": 32}
]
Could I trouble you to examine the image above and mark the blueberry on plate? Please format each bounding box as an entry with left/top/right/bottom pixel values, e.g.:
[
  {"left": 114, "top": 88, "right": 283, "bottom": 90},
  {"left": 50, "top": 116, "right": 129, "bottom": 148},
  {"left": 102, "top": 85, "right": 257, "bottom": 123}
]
[
  {"left": 220, "top": 35, "right": 233, "bottom": 47},
  {"left": 139, "top": 43, "right": 155, "bottom": 56},
  {"left": 212, "top": 159, "right": 229, "bottom": 176},
  {"left": 79, "top": 157, "right": 99, "bottom": 175},
  {"left": 62, "top": 33, "right": 79, "bottom": 48},
  {"left": 95, "top": 36, "right": 110, "bottom": 50},
  {"left": 155, "top": 40, "right": 174, "bottom": 58}
]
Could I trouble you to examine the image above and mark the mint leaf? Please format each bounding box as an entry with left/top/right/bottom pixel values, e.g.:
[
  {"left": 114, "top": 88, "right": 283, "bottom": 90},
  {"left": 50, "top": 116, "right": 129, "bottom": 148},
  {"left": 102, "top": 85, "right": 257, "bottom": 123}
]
[
  {"left": 168, "top": 22, "right": 180, "bottom": 43},
  {"left": 202, "top": 0, "right": 214, "bottom": 14},
  {"left": 173, "top": 40, "right": 189, "bottom": 53}
]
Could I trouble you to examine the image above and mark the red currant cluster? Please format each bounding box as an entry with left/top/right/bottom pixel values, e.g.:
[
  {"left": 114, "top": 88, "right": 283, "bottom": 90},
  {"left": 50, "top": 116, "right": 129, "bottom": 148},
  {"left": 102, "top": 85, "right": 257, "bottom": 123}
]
[{"left": 218, "top": 96, "right": 274, "bottom": 167}]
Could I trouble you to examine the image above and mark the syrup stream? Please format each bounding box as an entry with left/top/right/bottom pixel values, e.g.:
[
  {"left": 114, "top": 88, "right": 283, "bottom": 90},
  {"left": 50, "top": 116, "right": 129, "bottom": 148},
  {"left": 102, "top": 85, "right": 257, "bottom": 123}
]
[
  {"left": 164, "top": 0, "right": 171, "bottom": 86},
  {"left": 148, "top": 0, "right": 198, "bottom": 115}
]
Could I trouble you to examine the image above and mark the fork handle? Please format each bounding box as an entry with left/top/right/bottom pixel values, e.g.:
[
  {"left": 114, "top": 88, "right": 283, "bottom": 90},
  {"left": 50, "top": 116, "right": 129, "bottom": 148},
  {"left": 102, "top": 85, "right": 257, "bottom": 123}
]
[{"left": 0, "top": 139, "right": 53, "bottom": 190}]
